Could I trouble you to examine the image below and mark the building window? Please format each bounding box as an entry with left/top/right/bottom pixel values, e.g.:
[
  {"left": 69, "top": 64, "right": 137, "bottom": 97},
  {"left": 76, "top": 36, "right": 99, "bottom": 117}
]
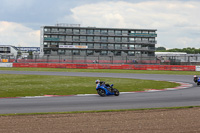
[
  {"left": 108, "top": 44, "right": 114, "bottom": 49},
  {"left": 80, "top": 29, "right": 86, "bottom": 34},
  {"left": 94, "top": 43, "right": 101, "bottom": 49},
  {"left": 94, "top": 29, "right": 100, "bottom": 34},
  {"left": 141, "top": 51, "right": 147, "bottom": 54},
  {"left": 142, "top": 31, "right": 148, "bottom": 34},
  {"left": 122, "top": 37, "right": 128, "bottom": 42},
  {"left": 129, "top": 44, "right": 135, "bottom": 49},
  {"left": 44, "top": 50, "right": 51, "bottom": 54},
  {"left": 51, "top": 35, "right": 58, "bottom": 38},
  {"left": 108, "top": 37, "right": 114, "bottom": 42},
  {"left": 73, "top": 43, "right": 79, "bottom": 45},
  {"left": 51, "top": 42, "right": 57, "bottom": 45},
  {"left": 108, "top": 30, "right": 114, "bottom": 35},
  {"left": 87, "top": 29, "right": 93, "bottom": 34},
  {"left": 135, "top": 51, "right": 141, "bottom": 55},
  {"left": 66, "top": 29, "right": 72, "bottom": 33},
  {"left": 122, "top": 30, "right": 128, "bottom": 35},
  {"left": 122, "top": 44, "right": 128, "bottom": 49},
  {"left": 80, "top": 43, "right": 86, "bottom": 46},
  {"left": 115, "top": 37, "right": 121, "bottom": 42},
  {"left": 122, "top": 51, "right": 128, "bottom": 55},
  {"left": 149, "top": 38, "right": 155, "bottom": 42},
  {"left": 115, "top": 44, "right": 121, "bottom": 49},
  {"left": 101, "top": 37, "right": 107, "bottom": 42},
  {"left": 128, "top": 51, "right": 135, "bottom": 56},
  {"left": 108, "top": 51, "right": 114, "bottom": 55},
  {"left": 80, "top": 36, "right": 86, "bottom": 41},
  {"left": 149, "top": 31, "right": 155, "bottom": 34},
  {"left": 58, "top": 35, "right": 65, "bottom": 41},
  {"left": 58, "top": 50, "right": 65, "bottom": 55},
  {"left": 44, "top": 35, "right": 50, "bottom": 38},
  {"left": 115, "top": 30, "right": 121, "bottom": 35},
  {"left": 100, "top": 51, "right": 107, "bottom": 55},
  {"left": 51, "top": 28, "right": 58, "bottom": 33},
  {"left": 136, "top": 31, "right": 142, "bottom": 33},
  {"left": 87, "top": 50, "right": 94, "bottom": 55},
  {"left": 59, "top": 42, "right": 65, "bottom": 45},
  {"left": 101, "top": 44, "right": 107, "bottom": 49},
  {"left": 101, "top": 30, "right": 107, "bottom": 35},
  {"left": 80, "top": 50, "right": 86, "bottom": 55},
  {"left": 66, "top": 43, "right": 72, "bottom": 45},
  {"left": 129, "top": 38, "right": 135, "bottom": 42},
  {"left": 44, "top": 28, "right": 50, "bottom": 33},
  {"left": 142, "top": 38, "right": 148, "bottom": 41},
  {"left": 66, "top": 36, "right": 72, "bottom": 41},
  {"left": 59, "top": 28, "right": 65, "bottom": 33},
  {"left": 149, "top": 46, "right": 155, "bottom": 50},
  {"left": 87, "top": 43, "right": 94, "bottom": 48},
  {"left": 73, "top": 36, "right": 79, "bottom": 41},
  {"left": 65, "top": 50, "right": 72, "bottom": 55},
  {"left": 135, "top": 38, "right": 141, "bottom": 42},
  {"left": 114, "top": 51, "right": 121, "bottom": 56},
  {"left": 73, "top": 29, "right": 80, "bottom": 34},
  {"left": 94, "top": 36, "right": 100, "bottom": 41},
  {"left": 73, "top": 50, "right": 80, "bottom": 55},
  {"left": 148, "top": 52, "right": 155, "bottom": 56},
  {"left": 87, "top": 36, "right": 93, "bottom": 41},
  {"left": 135, "top": 44, "right": 141, "bottom": 49},
  {"left": 94, "top": 50, "right": 100, "bottom": 54}
]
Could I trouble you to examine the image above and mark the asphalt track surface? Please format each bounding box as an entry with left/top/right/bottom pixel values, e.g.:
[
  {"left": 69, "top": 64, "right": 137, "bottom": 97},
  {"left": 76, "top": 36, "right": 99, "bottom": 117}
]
[{"left": 0, "top": 70, "right": 200, "bottom": 114}]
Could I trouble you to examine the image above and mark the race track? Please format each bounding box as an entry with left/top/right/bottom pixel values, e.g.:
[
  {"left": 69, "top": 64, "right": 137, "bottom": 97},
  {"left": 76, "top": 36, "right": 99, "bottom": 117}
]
[{"left": 0, "top": 70, "right": 200, "bottom": 114}]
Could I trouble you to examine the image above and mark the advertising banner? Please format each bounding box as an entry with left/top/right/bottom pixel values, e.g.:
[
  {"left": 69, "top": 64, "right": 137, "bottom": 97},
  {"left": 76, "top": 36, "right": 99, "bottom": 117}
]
[
  {"left": 196, "top": 66, "right": 200, "bottom": 71},
  {"left": 0, "top": 63, "right": 13, "bottom": 67}
]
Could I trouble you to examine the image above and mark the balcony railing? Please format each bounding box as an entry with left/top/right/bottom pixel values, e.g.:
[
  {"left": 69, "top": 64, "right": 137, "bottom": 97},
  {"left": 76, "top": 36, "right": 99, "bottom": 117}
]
[
  {"left": 44, "top": 31, "right": 157, "bottom": 37},
  {"left": 129, "top": 33, "right": 157, "bottom": 37}
]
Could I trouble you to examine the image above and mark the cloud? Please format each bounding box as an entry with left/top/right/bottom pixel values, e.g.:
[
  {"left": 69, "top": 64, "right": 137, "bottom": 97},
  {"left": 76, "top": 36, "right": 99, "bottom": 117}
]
[
  {"left": 0, "top": 21, "right": 40, "bottom": 47},
  {"left": 69, "top": 1, "right": 200, "bottom": 49}
]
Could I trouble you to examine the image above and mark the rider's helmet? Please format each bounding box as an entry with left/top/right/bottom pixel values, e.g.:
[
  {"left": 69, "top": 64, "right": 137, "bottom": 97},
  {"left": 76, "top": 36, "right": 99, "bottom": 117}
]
[
  {"left": 194, "top": 75, "right": 197, "bottom": 77},
  {"left": 95, "top": 79, "right": 100, "bottom": 84}
]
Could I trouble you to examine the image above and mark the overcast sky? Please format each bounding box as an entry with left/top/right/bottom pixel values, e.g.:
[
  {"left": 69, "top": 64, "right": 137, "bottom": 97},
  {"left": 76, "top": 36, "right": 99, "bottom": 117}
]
[{"left": 0, "top": 0, "right": 199, "bottom": 49}]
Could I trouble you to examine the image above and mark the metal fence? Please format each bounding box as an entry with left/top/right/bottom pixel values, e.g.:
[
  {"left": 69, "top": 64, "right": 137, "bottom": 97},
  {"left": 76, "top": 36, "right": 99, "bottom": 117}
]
[
  {"left": 2, "top": 54, "right": 200, "bottom": 65},
  {"left": 0, "top": 55, "right": 158, "bottom": 64}
]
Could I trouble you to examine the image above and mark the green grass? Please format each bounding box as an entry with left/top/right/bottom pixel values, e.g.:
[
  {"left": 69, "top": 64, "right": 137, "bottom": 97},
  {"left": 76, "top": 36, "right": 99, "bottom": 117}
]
[
  {"left": 0, "top": 106, "right": 199, "bottom": 116},
  {"left": 0, "top": 74, "right": 179, "bottom": 97},
  {"left": 0, "top": 67, "right": 198, "bottom": 75}
]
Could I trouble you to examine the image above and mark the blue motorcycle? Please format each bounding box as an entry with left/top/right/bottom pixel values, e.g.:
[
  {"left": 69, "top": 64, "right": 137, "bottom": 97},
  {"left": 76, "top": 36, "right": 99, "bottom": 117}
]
[{"left": 96, "top": 81, "right": 120, "bottom": 97}]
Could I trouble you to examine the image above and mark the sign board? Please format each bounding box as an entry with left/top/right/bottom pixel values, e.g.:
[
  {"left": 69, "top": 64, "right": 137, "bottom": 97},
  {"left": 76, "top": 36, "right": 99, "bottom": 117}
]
[
  {"left": 196, "top": 66, "right": 200, "bottom": 71},
  {"left": 59, "top": 45, "right": 88, "bottom": 49},
  {"left": 16, "top": 47, "right": 40, "bottom": 52},
  {"left": 0, "top": 63, "right": 13, "bottom": 67}
]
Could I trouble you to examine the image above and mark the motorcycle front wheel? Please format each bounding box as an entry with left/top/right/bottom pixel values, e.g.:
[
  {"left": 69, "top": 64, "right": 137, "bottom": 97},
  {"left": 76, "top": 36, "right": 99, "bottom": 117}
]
[
  {"left": 97, "top": 89, "right": 106, "bottom": 97},
  {"left": 114, "top": 89, "right": 120, "bottom": 96}
]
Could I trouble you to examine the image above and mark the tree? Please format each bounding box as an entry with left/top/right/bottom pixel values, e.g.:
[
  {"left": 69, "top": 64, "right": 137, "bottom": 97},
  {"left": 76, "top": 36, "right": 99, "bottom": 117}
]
[{"left": 156, "top": 47, "right": 166, "bottom": 51}]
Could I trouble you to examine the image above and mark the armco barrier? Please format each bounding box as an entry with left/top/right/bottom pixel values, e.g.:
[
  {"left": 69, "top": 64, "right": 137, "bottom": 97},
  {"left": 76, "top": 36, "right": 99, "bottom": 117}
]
[{"left": 12, "top": 63, "right": 196, "bottom": 71}]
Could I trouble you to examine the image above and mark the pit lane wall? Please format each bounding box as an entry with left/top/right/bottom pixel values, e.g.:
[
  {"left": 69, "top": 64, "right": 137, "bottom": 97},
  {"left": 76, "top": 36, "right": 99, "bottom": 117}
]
[{"left": 4, "top": 63, "right": 197, "bottom": 71}]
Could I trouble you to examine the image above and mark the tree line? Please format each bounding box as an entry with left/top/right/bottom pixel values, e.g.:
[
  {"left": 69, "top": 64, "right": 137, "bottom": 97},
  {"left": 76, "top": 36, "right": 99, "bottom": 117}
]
[{"left": 156, "top": 47, "right": 200, "bottom": 54}]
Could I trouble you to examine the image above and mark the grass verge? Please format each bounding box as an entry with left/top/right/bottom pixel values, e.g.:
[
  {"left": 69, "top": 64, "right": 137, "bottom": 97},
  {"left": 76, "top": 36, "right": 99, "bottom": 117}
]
[
  {"left": 0, "top": 67, "right": 199, "bottom": 75},
  {"left": 0, "top": 74, "right": 179, "bottom": 97},
  {"left": 0, "top": 106, "right": 199, "bottom": 116}
]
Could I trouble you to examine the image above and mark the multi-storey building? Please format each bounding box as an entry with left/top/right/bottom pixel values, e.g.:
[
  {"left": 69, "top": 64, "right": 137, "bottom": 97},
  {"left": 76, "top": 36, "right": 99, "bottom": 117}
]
[
  {"left": 40, "top": 24, "right": 157, "bottom": 59},
  {"left": 0, "top": 45, "right": 18, "bottom": 58}
]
